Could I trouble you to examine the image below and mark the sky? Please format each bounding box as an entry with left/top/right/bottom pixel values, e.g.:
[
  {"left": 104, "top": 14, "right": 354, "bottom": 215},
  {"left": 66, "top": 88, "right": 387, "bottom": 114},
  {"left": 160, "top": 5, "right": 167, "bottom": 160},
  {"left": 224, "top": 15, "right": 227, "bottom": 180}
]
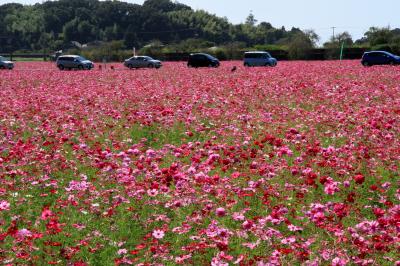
[{"left": 1, "top": 0, "right": 399, "bottom": 44}]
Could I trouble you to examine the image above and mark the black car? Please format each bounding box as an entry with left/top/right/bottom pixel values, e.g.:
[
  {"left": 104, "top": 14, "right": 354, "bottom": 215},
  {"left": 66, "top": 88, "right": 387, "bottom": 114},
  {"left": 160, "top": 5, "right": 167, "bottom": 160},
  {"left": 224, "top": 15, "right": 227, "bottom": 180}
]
[
  {"left": 361, "top": 51, "right": 400, "bottom": 66},
  {"left": 187, "top": 53, "right": 220, "bottom": 68}
]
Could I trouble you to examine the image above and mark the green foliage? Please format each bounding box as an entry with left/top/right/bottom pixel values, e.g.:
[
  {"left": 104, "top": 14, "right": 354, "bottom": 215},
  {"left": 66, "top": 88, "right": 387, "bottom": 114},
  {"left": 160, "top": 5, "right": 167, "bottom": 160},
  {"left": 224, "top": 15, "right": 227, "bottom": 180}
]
[
  {"left": 252, "top": 44, "right": 288, "bottom": 51},
  {"left": 3, "top": 6, "right": 44, "bottom": 50},
  {"left": 69, "top": 40, "right": 131, "bottom": 62},
  {"left": 0, "top": 0, "right": 319, "bottom": 54},
  {"left": 288, "top": 33, "right": 314, "bottom": 60},
  {"left": 138, "top": 40, "right": 164, "bottom": 59},
  {"left": 359, "top": 27, "right": 400, "bottom": 53}
]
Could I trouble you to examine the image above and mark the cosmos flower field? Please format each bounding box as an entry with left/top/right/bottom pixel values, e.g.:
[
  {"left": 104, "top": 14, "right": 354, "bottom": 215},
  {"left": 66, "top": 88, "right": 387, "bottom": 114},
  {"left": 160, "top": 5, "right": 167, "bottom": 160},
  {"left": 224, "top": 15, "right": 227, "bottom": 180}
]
[{"left": 0, "top": 61, "right": 399, "bottom": 265}]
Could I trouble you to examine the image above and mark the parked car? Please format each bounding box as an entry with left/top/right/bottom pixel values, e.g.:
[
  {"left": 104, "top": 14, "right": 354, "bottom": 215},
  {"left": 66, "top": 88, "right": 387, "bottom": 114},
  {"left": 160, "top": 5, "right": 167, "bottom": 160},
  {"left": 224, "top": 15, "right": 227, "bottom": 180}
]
[
  {"left": 187, "top": 53, "right": 220, "bottom": 68},
  {"left": 361, "top": 51, "right": 400, "bottom": 66},
  {"left": 0, "top": 56, "right": 14, "bottom": 70},
  {"left": 56, "top": 55, "right": 94, "bottom": 70},
  {"left": 244, "top": 51, "right": 277, "bottom": 67},
  {"left": 124, "top": 56, "right": 162, "bottom": 69}
]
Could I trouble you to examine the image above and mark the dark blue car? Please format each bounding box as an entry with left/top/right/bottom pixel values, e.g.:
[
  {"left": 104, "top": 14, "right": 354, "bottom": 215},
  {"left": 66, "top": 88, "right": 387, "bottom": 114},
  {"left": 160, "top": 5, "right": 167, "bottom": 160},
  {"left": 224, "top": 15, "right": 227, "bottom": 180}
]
[
  {"left": 361, "top": 51, "right": 400, "bottom": 66},
  {"left": 187, "top": 53, "right": 220, "bottom": 68}
]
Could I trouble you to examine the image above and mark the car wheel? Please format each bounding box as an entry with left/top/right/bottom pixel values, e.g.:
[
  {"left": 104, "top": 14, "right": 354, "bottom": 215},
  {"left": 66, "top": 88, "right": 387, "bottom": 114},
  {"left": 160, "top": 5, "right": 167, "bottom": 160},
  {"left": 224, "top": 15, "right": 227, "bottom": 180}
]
[
  {"left": 244, "top": 63, "right": 249, "bottom": 67},
  {"left": 128, "top": 64, "right": 133, "bottom": 69},
  {"left": 362, "top": 61, "right": 370, "bottom": 67},
  {"left": 58, "top": 65, "right": 64, "bottom": 70},
  {"left": 271, "top": 62, "right": 277, "bottom": 67},
  {"left": 389, "top": 61, "right": 395, "bottom": 66},
  {"left": 148, "top": 64, "right": 154, "bottom": 68},
  {"left": 0, "top": 66, "right": 5, "bottom": 70},
  {"left": 78, "top": 65, "right": 84, "bottom": 70}
]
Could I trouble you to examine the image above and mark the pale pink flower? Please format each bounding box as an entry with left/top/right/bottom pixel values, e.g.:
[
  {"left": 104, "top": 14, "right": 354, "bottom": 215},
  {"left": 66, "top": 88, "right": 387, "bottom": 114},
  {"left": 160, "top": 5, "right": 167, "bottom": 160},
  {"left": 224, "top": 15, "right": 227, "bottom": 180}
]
[
  {"left": 288, "top": 224, "right": 303, "bottom": 232},
  {"left": 152, "top": 229, "right": 165, "bottom": 239},
  {"left": 147, "top": 189, "right": 158, "bottom": 197},
  {"left": 16, "top": 228, "right": 32, "bottom": 239},
  {"left": 0, "top": 200, "right": 10, "bottom": 211},
  {"left": 332, "top": 257, "right": 347, "bottom": 266},
  {"left": 117, "top": 249, "right": 127, "bottom": 255}
]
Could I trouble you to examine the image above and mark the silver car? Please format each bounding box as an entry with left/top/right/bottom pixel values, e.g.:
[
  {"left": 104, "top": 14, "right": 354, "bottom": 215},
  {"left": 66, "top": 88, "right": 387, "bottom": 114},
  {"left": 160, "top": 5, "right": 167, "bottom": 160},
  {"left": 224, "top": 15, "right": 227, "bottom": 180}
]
[
  {"left": 56, "top": 55, "right": 94, "bottom": 70},
  {"left": 124, "top": 56, "right": 162, "bottom": 69},
  {"left": 0, "top": 56, "right": 14, "bottom": 70}
]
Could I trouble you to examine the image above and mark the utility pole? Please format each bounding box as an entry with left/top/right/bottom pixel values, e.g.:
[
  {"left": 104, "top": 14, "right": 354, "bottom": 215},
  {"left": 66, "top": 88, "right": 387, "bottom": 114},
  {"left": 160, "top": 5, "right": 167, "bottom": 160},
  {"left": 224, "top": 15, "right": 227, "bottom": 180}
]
[{"left": 331, "top": 27, "right": 336, "bottom": 41}]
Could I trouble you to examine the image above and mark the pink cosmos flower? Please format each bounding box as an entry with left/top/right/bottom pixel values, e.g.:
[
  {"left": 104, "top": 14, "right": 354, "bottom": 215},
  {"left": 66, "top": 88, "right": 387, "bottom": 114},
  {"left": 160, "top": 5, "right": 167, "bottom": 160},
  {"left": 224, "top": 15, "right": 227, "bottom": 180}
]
[
  {"left": 147, "top": 189, "right": 158, "bottom": 197},
  {"left": 41, "top": 208, "right": 53, "bottom": 220},
  {"left": 332, "top": 257, "right": 347, "bottom": 266},
  {"left": 152, "top": 229, "right": 165, "bottom": 239},
  {"left": 16, "top": 228, "right": 32, "bottom": 240},
  {"left": 117, "top": 249, "right": 127, "bottom": 255},
  {"left": 0, "top": 200, "right": 10, "bottom": 211},
  {"left": 215, "top": 207, "right": 226, "bottom": 217},
  {"left": 65, "top": 180, "right": 90, "bottom": 192},
  {"left": 324, "top": 181, "right": 340, "bottom": 195},
  {"left": 242, "top": 220, "right": 253, "bottom": 230},
  {"left": 288, "top": 224, "right": 303, "bottom": 232}
]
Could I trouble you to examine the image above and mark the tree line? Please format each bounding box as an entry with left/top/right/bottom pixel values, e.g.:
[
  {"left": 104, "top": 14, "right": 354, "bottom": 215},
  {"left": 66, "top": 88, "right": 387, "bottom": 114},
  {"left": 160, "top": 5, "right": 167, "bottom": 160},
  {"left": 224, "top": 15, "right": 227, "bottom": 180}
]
[{"left": 0, "top": 0, "right": 399, "bottom": 60}]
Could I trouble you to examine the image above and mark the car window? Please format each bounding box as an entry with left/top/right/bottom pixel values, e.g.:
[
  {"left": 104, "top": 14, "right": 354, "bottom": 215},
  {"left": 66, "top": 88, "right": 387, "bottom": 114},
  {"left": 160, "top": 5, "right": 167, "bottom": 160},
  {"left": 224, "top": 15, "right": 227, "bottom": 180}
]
[
  {"left": 246, "top": 53, "right": 267, "bottom": 59},
  {"left": 205, "top": 54, "right": 215, "bottom": 60},
  {"left": 0, "top": 56, "right": 5, "bottom": 61}
]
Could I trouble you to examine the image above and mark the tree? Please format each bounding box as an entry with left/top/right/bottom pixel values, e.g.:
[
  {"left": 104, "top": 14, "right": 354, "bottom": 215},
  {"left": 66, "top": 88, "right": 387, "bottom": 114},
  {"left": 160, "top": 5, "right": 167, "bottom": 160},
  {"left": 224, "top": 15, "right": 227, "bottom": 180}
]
[
  {"left": 245, "top": 12, "right": 257, "bottom": 26},
  {"left": 336, "top": 32, "right": 353, "bottom": 46},
  {"left": 4, "top": 6, "right": 45, "bottom": 50},
  {"left": 62, "top": 19, "right": 79, "bottom": 43},
  {"left": 326, "top": 31, "right": 352, "bottom": 46},
  {"left": 288, "top": 33, "right": 314, "bottom": 60},
  {"left": 77, "top": 20, "right": 94, "bottom": 43},
  {"left": 304, "top": 29, "right": 320, "bottom": 47},
  {"left": 0, "top": 0, "right": 321, "bottom": 53},
  {"left": 364, "top": 27, "right": 392, "bottom": 46}
]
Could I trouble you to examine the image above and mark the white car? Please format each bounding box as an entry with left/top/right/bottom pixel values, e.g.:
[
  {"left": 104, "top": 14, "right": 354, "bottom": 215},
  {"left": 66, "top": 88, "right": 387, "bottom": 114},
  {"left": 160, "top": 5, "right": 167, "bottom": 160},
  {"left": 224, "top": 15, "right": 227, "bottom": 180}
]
[{"left": 0, "top": 56, "right": 14, "bottom": 70}]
